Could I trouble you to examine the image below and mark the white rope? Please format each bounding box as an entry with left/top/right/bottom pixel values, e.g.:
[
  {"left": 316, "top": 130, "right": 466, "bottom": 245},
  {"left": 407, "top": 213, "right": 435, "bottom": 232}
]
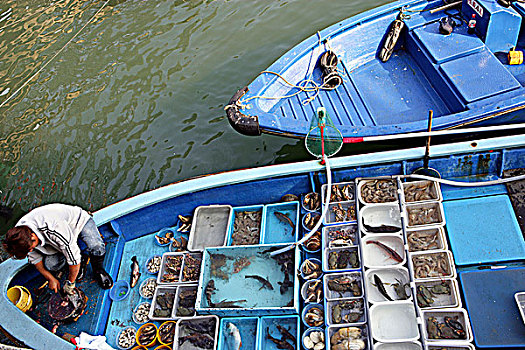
[
  {"left": 270, "top": 155, "right": 332, "bottom": 256},
  {"left": 401, "top": 173, "right": 525, "bottom": 186},
  {"left": 0, "top": 0, "right": 110, "bottom": 110}
]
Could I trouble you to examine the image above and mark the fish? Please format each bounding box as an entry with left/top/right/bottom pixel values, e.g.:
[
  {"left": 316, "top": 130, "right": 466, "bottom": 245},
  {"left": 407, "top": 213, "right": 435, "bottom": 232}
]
[
  {"left": 225, "top": 322, "right": 242, "bottom": 350},
  {"left": 362, "top": 223, "right": 400, "bottom": 233},
  {"left": 276, "top": 325, "right": 297, "bottom": 343},
  {"left": 130, "top": 256, "right": 141, "bottom": 288},
  {"left": 373, "top": 274, "right": 392, "bottom": 301},
  {"left": 213, "top": 299, "right": 247, "bottom": 308},
  {"left": 274, "top": 211, "right": 295, "bottom": 230},
  {"left": 266, "top": 327, "right": 294, "bottom": 350},
  {"left": 366, "top": 240, "right": 403, "bottom": 262},
  {"left": 205, "top": 280, "right": 216, "bottom": 307},
  {"left": 245, "top": 275, "right": 274, "bottom": 290}
]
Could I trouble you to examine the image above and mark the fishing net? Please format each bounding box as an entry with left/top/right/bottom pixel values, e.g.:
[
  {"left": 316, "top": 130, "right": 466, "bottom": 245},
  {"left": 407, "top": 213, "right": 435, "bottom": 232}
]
[{"left": 305, "top": 107, "right": 343, "bottom": 158}]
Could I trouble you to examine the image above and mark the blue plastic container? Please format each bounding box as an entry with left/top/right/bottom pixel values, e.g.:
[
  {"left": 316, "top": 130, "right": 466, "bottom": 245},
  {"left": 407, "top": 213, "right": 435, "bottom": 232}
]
[
  {"left": 155, "top": 227, "right": 177, "bottom": 247},
  {"left": 263, "top": 201, "right": 299, "bottom": 244},
  {"left": 109, "top": 280, "right": 130, "bottom": 301},
  {"left": 301, "top": 302, "right": 324, "bottom": 328},
  {"left": 218, "top": 317, "right": 259, "bottom": 350},
  {"left": 258, "top": 315, "right": 300, "bottom": 350},
  {"left": 300, "top": 258, "right": 322, "bottom": 280},
  {"left": 302, "top": 327, "right": 324, "bottom": 350},
  {"left": 226, "top": 205, "right": 265, "bottom": 246}
]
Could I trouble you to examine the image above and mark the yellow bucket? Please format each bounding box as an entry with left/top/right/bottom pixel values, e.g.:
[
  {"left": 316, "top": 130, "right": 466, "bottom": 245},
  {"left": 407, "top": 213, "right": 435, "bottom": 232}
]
[
  {"left": 7, "top": 286, "right": 32, "bottom": 312},
  {"left": 508, "top": 48, "right": 523, "bottom": 65}
]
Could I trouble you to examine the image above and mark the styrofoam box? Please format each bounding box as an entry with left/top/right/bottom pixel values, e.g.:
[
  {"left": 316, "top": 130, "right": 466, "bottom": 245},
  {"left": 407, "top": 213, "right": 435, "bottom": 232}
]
[
  {"left": 174, "top": 315, "right": 219, "bottom": 350},
  {"left": 406, "top": 227, "right": 448, "bottom": 253},
  {"left": 324, "top": 201, "right": 357, "bottom": 225},
  {"left": 148, "top": 286, "right": 177, "bottom": 321},
  {"left": 425, "top": 343, "right": 475, "bottom": 349},
  {"left": 188, "top": 205, "right": 232, "bottom": 251},
  {"left": 323, "top": 223, "right": 359, "bottom": 250},
  {"left": 414, "top": 278, "right": 461, "bottom": 310},
  {"left": 369, "top": 301, "right": 420, "bottom": 343},
  {"left": 357, "top": 179, "right": 399, "bottom": 206},
  {"left": 171, "top": 283, "right": 198, "bottom": 319},
  {"left": 409, "top": 250, "right": 456, "bottom": 281},
  {"left": 515, "top": 292, "right": 525, "bottom": 325},
  {"left": 324, "top": 271, "right": 363, "bottom": 300},
  {"left": 405, "top": 202, "right": 445, "bottom": 229},
  {"left": 361, "top": 234, "right": 406, "bottom": 269},
  {"left": 321, "top": 182, "right": 355, "bottom": 205},
  {"left": 359, "top": 204, "right": 402, "bottom": 235},
  {"left": 374, "top": 341, "right": 422, "bottom": 350},
  {"left": 421, "top": 308, "right": 473, "bottom": 343},
  {"left": 323, "top": 245, "right": 361, "bottom": 273},
  {"left": 326, "top": 324, "right": 369, "bottom": 350},
  {"left": 325, "top": 297, "right": 366, "bottom": 326},
  {"left": 364, "top": 267, "right": 411, "bottom": 304},
  {"left": 402, "top": 180, "right": 442, "bottom": 203}
]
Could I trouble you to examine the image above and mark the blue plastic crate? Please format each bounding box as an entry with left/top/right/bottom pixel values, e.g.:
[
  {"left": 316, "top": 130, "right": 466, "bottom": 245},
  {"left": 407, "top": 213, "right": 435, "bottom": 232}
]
[
  {"left": 226, "top": 205, "right": 265, "bottom": 246},
  {"left": 459, "top": 267, "right": 525, "bottom": 348},
  {"left": 217, "top": 317, "right": 259, "bottom": 350},
  {"left": 443, "top": 195, "right": 525, "bottom": 266},
  {"left": 258, "top": 315, "right": 300, "bottom": 350},
  {"left": 263, "top": 202, "right": 299, "bottom": 244}
]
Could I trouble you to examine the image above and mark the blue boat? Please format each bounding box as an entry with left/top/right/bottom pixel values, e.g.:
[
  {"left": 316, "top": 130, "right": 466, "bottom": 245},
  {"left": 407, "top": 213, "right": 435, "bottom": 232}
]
[
  {"left": 1, "top": 133, "right": 525, "bottom": 349},
  {"left": 226, "top": 0, "right": 525, "bottom": 138}
]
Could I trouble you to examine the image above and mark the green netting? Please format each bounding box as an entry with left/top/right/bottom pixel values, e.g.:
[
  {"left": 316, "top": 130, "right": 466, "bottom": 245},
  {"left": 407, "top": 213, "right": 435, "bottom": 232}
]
[{"left": 305, "top": 107, "right": 343, "bottom": 158}]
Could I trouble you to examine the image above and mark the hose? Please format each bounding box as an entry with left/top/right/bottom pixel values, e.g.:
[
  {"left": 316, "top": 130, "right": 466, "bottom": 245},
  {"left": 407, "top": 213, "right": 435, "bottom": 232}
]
[
  {"left": 270, "top": 155, "right": 332, "bottom": 256},
  {"left": 401, "top": 173, "right": 525, "bottom": 187}
]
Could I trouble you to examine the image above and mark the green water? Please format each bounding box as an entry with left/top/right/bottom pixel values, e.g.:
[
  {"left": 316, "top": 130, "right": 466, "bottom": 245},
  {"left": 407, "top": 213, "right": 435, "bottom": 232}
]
[{"left": 0, "top": 0, "right": 393, "bottom": 217}]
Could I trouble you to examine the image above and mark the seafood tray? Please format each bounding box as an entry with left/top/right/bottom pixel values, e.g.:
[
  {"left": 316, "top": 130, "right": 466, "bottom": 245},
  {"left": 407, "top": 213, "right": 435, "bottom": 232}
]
[
  {"left": 302, "top": 191, "right": 322, "bottom": 212},
  {"left": 302, "top": 302, "right": 324, "bottom": 328},
  {"left": 323, "top": 271, "right": 363, "bottom": 300},
  {"left": 323, "top": 224, "right": 359, "bottom": 249},
  {"left": 515, "top": 292, "right": 525, "bottom": 325},
  {"left": 421, "top": 308, "right": 473, "bottom": 343},
  {"left": 375, "top": 341, "right": 423, "bottom": 350},
  {"left": 402, "top": 180, "right": 442, "bottom": 203},
  {"left": 257, "top": 315, "right": 300, "bottom": 350},
  {"left": 149, "top": 286, "right": 177, "bottom": 321},
  {"left": 406, "top": 227, "right": 448, "bottom": 252},
  {"left": 188, "top": 205, "right": 232, "bottom": 251},
  {"left": 405, "top": 202, "right": 445, "bottom": 229},
  {"left": 325, "top": 297, "right": 366, "bottom": 326},
  {"left": 172, "top": 284, "right": 198, "bottom": 318},
  {"left": 357, "top": 179, "right": 398, "bottom": 205},
  {"left": 415, "top": 278, "right": 461, "bottom": 310},
  {"left": 227, "top": 205, "right": 265, "bottom": 246},
  {"left": 302, "top": 327, "right": 325, "bottom": 350},
  {"left": 157, "top": 252, "right": 203, "bottom": 285},
  {"left": 217, "top": 317, "right": 259, "bottom": 350},
  {"left": 358, "top": 204, "right": 402, "bottom": 235},
  {"left": 326, "top": 324, "right": 369, "bottom": 350},
  {"left": 263, "top": 201, "right": 299, "bottom": 244},
  {"left": 174, "top": 315, "right": 219, "bottom": 350},
  {"left": 196, "top": 244, "right": 300, "bottom": 316},
  {"left": 408, "top": 250, "right": 456, "bottom": 281},
  {"left": 301, "top": 278, "right": 323, "bottom": 304},
  {"left": 158, "top": 320, "right": 177, "bottom": 346},
  {"left": 361, "top": 234, "right": 406, "bottom": 269},
  {"left": 321, "top": 182, "right": 355, "bottom": 205},
  {"left": 364, "top": 267, "right": 411, "bottom": 304},
  {"left": 324, "top": 201, "right": 357, "bottom": 225},
  {"left": 323, "top": 246, "right": 361, "bottom": 273},
  {"left": 303, "top": 212, "right": 322, "bottom": 232},
  {"left": 301, "top": 229, "right": 322, "bottom": 254},
  {"left": 369, "top": 301, "right": 420, "bottom": 343}
]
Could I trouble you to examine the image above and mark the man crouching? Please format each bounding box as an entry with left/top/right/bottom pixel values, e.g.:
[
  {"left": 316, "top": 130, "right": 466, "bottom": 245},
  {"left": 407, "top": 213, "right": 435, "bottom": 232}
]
[{"left": 2, "top": 203, "right": 113, "bottom": 294}]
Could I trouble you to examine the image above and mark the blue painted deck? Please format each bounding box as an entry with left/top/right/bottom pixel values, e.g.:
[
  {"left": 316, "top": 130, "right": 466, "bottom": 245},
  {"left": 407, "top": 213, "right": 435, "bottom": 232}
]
[{"left": 230, "top": 0, "right": 525, "bottom": 138}]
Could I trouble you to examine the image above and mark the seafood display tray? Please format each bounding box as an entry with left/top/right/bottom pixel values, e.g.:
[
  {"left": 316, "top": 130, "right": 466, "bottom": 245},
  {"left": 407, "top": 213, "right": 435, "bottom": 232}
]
[
  {"left": 323, "top": 271, "right": 364, "bottom": 300},
  {"left": 405, "top": 202, "right": 446, "bottom": 229},
  {"left": 369, "top": 301, "right": 420, "bottom": 343},
  {"left": 375, "top": 341, "right": 422, "bottom": 349},
  {"left": 321, "top": 181, "right": 355, "bottom": 205},
  {"left": 357, "top": 178, "right": 398, "bottom": 206},
  {"left": 406, "top": 227, "right": 448, "bottom": 253},
  {"left": 361, "top": 234, "right": 406, "bottom": 269},
  {"left": 402, "top": 180, "right": 442, "bottom": 203},
  {"left": 408, "top": 250, "right": 456, "bottom": 282},
  {"left": 326, "top": 324, "right": 370, "bottom": 350},
  {"left": 188, "top": 205, "right": 232, "bottom": 251},
  {"left": 414, "top": 278, "right": 461, "bottom": 310},
  {"left": 421, "top": 308, "right": 474, "bottom": 344},
  {"left": 323, "top": 245, "right": 361, "bottom": 273},
  {"left": 216, "top": 315, "right": 300, "bottom": 350},
  {"left": 364, "top": 267, "right": 412, "bottom": 304},
  {"left": 425, "top": 344, "right": 475, "bottom": 350},
  {"left": 174, "top": 315, "right": 219, "bottom": 350},
  {"left": 196, "top": 244, "right": 300, "bottom": 316},
  {"left": 227, "top": 204, "right": 265, "bottom": 246},
  {"left": 148, "top": 284, "right": 198, "bottom": 321},
  {"left": 157, "top": 252, "right": 203, "bottom": 285},
  {"left": 322, "top": 223, "right": 359, "bottom": 249},
  {"left": 358, "top": 204, "right": 402, "bottom": 235}
]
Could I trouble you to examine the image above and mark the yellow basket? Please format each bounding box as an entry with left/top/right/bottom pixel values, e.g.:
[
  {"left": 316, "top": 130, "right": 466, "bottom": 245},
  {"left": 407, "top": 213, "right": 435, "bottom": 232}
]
[
  {"left": 7, "top": 286, "right": 32, "bottom": 312},
  {"left": 130, "top": 347, "right": 147, "bottom": 350},
  {"left": 136, "top": 323, "right": 157, "bottom": 347},
  {"left": 154, "top": 345, "right": 172, "bottom": 350},
  {"left": 157, "top": 321, "right": 176, "bottom": 346}
]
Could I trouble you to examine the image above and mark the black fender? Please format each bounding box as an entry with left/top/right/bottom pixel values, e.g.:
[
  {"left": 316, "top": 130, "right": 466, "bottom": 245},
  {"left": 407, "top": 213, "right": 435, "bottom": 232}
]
[{"left": 225, "top": 86, "right": 262, "bottom": 136}]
